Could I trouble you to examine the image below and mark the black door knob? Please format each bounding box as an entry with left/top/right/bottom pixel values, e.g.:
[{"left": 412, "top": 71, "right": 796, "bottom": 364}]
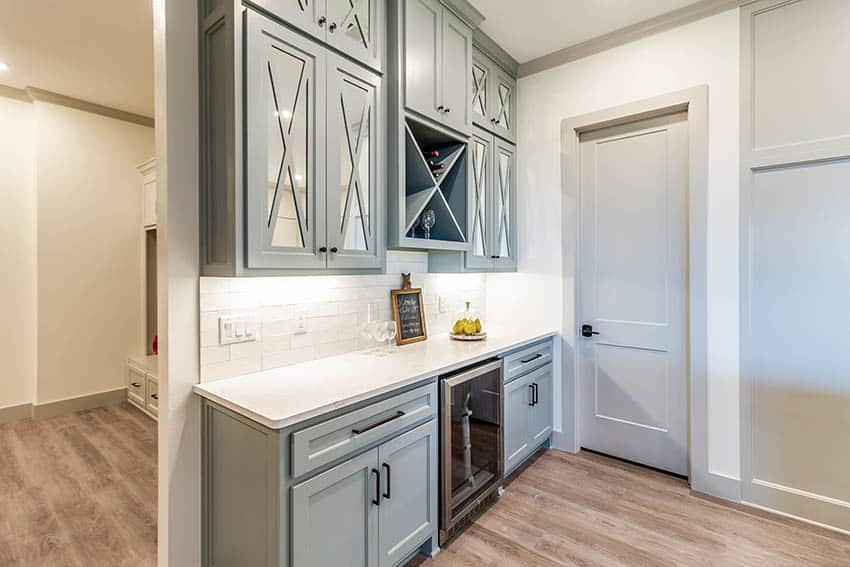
[{"left": 581, "top": 324, "right": 600, "bottom": 338}]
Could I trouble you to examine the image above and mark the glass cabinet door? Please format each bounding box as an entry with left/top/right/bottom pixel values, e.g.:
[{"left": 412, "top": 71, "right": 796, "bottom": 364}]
[
  {"left": 493, "top": 139, "right": 517, "bottom": 271},
  {"left": 245, "top": 12, "right": 327, "bottom": 269},
  {"left": 250, "top": 0, "right": 325, "bottom": 41},
  {"left": 491, "top": 68, "right": 516, "bottom": 142},
  {"left": 466, "top": 127, "right": 494, "bottom": 270},
  {"left": 325, "top": 0, "right": 383, "bottom": 72},
  {"left": 470, "top": 50, "right": 490, "bottom": 130},
  {"left": 325, "top": 53, "right": 382, "bottom": 269}
]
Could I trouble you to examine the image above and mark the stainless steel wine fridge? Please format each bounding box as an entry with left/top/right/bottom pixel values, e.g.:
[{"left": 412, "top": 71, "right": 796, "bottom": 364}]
[{"left": 439, "top": 358, "right": 504, "bottom": 544}]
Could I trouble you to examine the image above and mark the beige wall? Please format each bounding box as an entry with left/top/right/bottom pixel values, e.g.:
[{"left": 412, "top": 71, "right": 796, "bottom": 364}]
[
  {"left": 35, "top": 101, "right": 154, "bottom": 403},
  {"left": 0, "top": 97, "right": 38, "bottom": 409},
  {"left": 488, "top": 9, "right": 741, "bottom": 479}
]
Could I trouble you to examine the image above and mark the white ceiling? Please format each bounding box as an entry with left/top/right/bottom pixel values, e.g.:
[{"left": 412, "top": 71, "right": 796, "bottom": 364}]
[
  {"left": 468, "top": 0, "right": 707, "bottom": 64},
  {"left": 0, "top": 0, "right": 154, "bottom": 117}
]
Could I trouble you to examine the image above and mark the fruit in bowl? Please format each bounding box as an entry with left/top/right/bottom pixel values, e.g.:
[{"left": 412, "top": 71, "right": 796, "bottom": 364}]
[{"left": 451, "top": 302, "right": 486, "bottom": 340}]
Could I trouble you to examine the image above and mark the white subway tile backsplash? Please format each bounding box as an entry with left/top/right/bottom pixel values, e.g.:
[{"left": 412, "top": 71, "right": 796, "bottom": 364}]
[{"left": 199, "top": 251, "right": 488, "bottom": 381}]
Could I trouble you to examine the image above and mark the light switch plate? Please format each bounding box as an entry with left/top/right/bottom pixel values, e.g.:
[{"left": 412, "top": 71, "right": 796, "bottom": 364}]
[{"left": 219, "top": 315, "right": 257, "bottom": 345}]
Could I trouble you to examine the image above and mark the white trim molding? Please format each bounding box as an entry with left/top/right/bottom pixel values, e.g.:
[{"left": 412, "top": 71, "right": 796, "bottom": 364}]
[
  {"left": 559, "top": 86, "right": 740, "bottom": 502},
  {"left": 519, "top": 0, "right": 744, "bottom": 78}
]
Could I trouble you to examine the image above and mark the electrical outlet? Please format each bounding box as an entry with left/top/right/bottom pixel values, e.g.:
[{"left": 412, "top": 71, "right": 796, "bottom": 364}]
[
  {"left": 219, "top": 315, "right": 257, "bottom": 345},
  {"left": 294, "top": 306, "right": 308, "bottom": 334},
  {"left": 438, "top": 295, "right": 449, "bottom": 314}
]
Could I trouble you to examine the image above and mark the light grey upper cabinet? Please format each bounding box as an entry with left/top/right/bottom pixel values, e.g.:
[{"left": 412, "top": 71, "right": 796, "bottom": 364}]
[
  {"left": 465, "top": 127, "right": 494, "bottom": 269},
  {"left": 325, "top": 0, "right": 384, "bottom": 73},
  {"left": 250, "top": 0, "right": 384, "bottom": 72},
  {"left": 291, "top": 448, "right": 380, "bottom": 567},
  {"left": 403, "top": 0, "right": 472, "bottom": 135},
  {"left": 326, "top": 53, "right": 383, "bottom": 269},
  {"left": 470, "top": 47, "right": 516, "bottom": 142},
  {"left": 201, "top": 8, "right": 385, "bottom": 275},
  {"left": 246, "top": 14, "right": 328, "bottom": 270},
  {"left": 377, "top": 420, "right": 438, "bottom": 567}
]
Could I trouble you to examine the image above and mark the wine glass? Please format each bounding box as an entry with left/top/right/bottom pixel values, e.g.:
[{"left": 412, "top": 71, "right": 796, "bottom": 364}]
[
  {"left": 372, "top": 322, "right": 390, "bottom": 357},
  {"left": 383, "top": 321, "right": 397, "bottom": 355}
]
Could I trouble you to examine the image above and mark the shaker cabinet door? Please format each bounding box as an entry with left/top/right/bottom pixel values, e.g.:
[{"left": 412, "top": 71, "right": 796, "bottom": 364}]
[
  {"left": 377, "top": 420, "right": 437, "bottom": 567},
  {"left": 245, "top": 12, "right": 328, "bottom": 270},
  {"left": 325, "top": 0, "right": 384, "bottom": 72},
  {"left": 490, "top": 67, "right": 516, "bottom": 142},
  {"left": 403, "top": 0, "right": 443, "bottom": 125},
  {"left": 504, "top": 374, "right": 533, "bottom": 475},
  {"left": 466, "top": 126, "right": 495, "bottom": 270},
  {"left": 326, "top": 54, "right": 383, "bottom": 269},
  {"left": 530, "top": 368, "right": 553, "bottom": 446},
  {"left": 439, "top": 7, "right": 472, "bottom": 134},
  {"left": 492, "top": 139, "right": 517, "bottom": 271},
  {"left": 291, "top": 449, "right": 380, "bottom": 567}
]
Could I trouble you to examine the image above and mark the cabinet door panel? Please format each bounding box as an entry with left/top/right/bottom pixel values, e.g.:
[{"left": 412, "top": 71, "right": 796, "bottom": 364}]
[
  {"left": 530, "top": 369, "right": 553, "bottom": 446},
  {"left": 493, "top": 139, "right": 517, "bottom": 271},
  {"left": 470, "top": 49, "right": 492, "bottom": 131},
  {"left": 466, "top": 126, "right": 494, "bottom": 270},
  {"left": 326, "top": 55, "right": 383, "bottom": 269},
  {"left": 440, "top": 7, "right": 472, "bottom": 134},
  {"left": 245, "top": 12, "right": 327, "bottom": 269},
  {"left": 251, "top": 0, "right": 326, "bottom": 41},
  {"left": 326, "top": 0, "right": 384, "bottom": 72},
  {"left": 491, "top": 67, "right": 516, "bottom": 142},
  {"left": 404, "top": 0, "right": 443, "bottom": 124},
  {"left": 292, "top": 449, "right": 379, "bottom": 567},
  {"left": 377, "top": 420, "right": 437, "bottom": 567},
  {"left": 504, "top": 374, "right": 532, "bottom": 474}
]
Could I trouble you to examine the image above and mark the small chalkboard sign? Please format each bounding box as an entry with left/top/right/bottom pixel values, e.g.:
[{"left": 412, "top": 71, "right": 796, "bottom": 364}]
[{"left": 391, "top": 274, "right": 427, "bottom": 345}]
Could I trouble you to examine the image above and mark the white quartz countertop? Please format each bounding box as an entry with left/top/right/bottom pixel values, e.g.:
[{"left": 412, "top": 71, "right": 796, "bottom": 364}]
[{"left": 193, "top": 327, "right": 558, "bottom": 429}]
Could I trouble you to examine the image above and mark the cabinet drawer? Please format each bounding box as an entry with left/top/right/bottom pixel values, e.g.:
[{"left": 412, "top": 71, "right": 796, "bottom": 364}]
[
  {"left": 146, "top": 375, "right": 159, "bottom": 417},
  {"left": 503, "top": 339, "right": 553, "bottom": 384},
  {"left": 291, "top": 382, "right": 437, "bottom": 478},
  {"left": 128, "top": 366, "right": 146, "bottom": 406}
]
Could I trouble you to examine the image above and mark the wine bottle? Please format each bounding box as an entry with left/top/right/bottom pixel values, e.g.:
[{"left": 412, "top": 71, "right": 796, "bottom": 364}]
[
  {"left": 428, "top": 160, "right": 446, "bottom": 170},
  {"left": 424, "top": 150, "right": 439, "bottom": 158}
]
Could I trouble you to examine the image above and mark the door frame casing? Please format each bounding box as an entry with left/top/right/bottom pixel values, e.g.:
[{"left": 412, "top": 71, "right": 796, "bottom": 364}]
[{"left": 558, "top": 86, "right": 736, "bottom": 501}]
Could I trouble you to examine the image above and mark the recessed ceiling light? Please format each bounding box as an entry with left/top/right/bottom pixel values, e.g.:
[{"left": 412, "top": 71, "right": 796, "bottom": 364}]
[{"left": 0, "top": 61, "right": 8, "bottom": 72}]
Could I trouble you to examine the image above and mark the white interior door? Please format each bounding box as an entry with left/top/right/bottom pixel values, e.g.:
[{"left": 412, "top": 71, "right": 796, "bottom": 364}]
[{"left": 578, "top": 112, "right": 689, "bottom": 475}]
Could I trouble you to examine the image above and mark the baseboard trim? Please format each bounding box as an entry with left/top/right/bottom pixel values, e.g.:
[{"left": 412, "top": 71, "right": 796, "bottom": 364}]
[
  {"left": 0, "top": 403, "right": 34, "bottom": 425},
  {"left": 741, "top": 501, "right": 850, "bottom": 538},
  {"left": 32, "top": 387, "right": 128, "bottom": 420},
  {"left": 692, "top": 470, "right": 742, "bottom": 502}
]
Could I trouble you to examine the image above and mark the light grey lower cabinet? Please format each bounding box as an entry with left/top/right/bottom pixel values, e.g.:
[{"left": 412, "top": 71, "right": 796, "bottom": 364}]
[
  {"left": 203, "top": 382, "right": 438, "bottom": 567},
  {"left": 292, "top": 420, "right": 438, "bottom": 567},
  {"left": 503, "top": 359, "right": 553, "bottom": 476}
]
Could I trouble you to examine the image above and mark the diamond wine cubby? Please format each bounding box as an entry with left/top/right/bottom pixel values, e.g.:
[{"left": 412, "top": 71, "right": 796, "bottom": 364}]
[{"left": 403, "top": 117, "right": 468, "bottom": 246}]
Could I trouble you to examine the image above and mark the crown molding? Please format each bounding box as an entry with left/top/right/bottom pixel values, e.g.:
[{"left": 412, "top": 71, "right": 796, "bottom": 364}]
[
  {"left": 519, "top": 0, "right": 743, "bottom": 78},
  {"left": 473, "top": 28, "right": 519, "bottom": 75},
  {"left": 0, "top": 83, "right": 154, "bottom": 128},
  {"left": 441, "top": 0, "right": 485, "bottom": 29}
]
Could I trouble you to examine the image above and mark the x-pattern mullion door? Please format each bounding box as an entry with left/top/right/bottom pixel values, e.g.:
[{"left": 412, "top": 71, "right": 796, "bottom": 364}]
[
  {"left": 466, "top": 127, "right": 493, "bottom": 269},
  {"left": 327, "top": 54, "right": 382, "bottom": 268},
  {"left": 493, "top": 139, "right": 516, "bottom": 270}
]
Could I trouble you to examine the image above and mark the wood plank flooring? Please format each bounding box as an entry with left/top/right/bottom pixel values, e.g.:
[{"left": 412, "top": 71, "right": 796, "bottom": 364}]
[
  {"left": 415, "top": 450, "right": 850, "bottom": 567},
  {"left": 0, "top": 402, "right": 157, "bottom": 567}
]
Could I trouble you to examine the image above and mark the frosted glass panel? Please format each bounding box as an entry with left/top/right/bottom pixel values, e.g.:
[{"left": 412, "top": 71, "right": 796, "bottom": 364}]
[
  {"left": 471, "top": 138, "right": 487, "bottom": 257},
  {"left": 340, "top": 79, "right": 370, "bottom": 251}
]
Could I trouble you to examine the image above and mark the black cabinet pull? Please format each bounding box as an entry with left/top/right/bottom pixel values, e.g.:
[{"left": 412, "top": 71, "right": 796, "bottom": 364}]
[
  {"left": 318, "top": 16, "right": 326, "bottom": 26},
  {"left": 444, "top": 107, "right": 451, "bottom": 113},
  {"left": 520, "top": 353, "right": 543, "bottom": 364},
  {"left": 319, "top": 246, "right": 327, "bottom": 253},
  {"left": 532, "top": 383, "right": 538, "bottom": 405},
  {"left": 151, "top": 393, "right": 159, "bottom": 400},
  {"left": 352, "top": 411, "right": 405, "bottom": 435},
  {"left": 382, "top": 463, "right": 391, "bottom": 499},
  {"left": 330, "top": 247, "right": 338, "bottom": 253},
  {"left": 528, "top": 384, "right": 535, "bottom": 406},
  {"left": 371, "top": 468, "right": 380, "bottom": 506},
  {"left": 329, "top": 22, "right": 337, "bottom": 32},
  {"left": 131, "top": 382, "right": 141, "bottom": 388},
  {"left": 437, "top": 105, "right": 445, "bottom": 111}
]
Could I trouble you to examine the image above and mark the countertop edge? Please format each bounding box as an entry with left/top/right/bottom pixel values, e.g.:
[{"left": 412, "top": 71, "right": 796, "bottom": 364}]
[{"left": 193, "top": 330, "right": 559, "bottom": 430}]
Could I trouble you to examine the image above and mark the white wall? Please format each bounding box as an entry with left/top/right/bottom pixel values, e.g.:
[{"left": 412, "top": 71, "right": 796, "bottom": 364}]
[
  {"left": 0, "top": 97, "right": 37, "bottom": 410},
  {"left": 487, "top": 9, "right": 741, "bottom": 479},
  {"left": 35, "top": 101, "right": 154, "bottom": 403}
]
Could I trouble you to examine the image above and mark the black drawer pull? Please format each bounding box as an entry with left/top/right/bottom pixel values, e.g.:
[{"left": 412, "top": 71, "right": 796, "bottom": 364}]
[
  {"left": 520, "top": 353, "right": 543, "bottom": 364},
  {"left": 382, "top": 463, "right": 391, "bottom": 499},
  {"left": 371, "top": 468, "right": 380, "bottom": 506},
  {"left": 352, "top": 411, "right": 405, "bottom": 435},
  {"left": 131, "top": 382, "right": 141, "bottom": 388},
  {"left": 151, "top": 394, "right": 159, "bottom": 400}
]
